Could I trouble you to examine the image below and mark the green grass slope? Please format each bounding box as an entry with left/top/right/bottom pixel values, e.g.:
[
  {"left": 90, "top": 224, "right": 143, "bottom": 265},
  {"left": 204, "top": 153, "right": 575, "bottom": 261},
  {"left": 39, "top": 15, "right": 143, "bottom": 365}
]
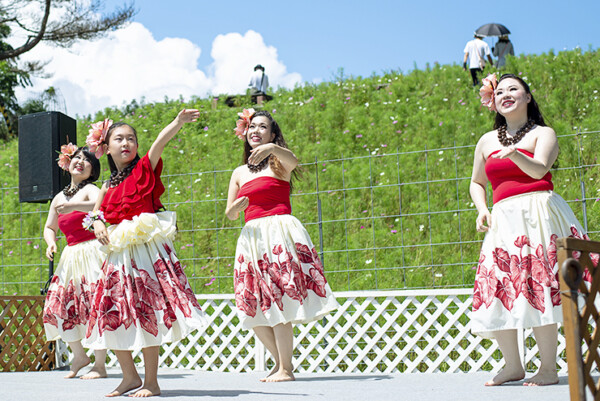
[{"left": 1, "top": 48, "right": 600, "bottom": 295}]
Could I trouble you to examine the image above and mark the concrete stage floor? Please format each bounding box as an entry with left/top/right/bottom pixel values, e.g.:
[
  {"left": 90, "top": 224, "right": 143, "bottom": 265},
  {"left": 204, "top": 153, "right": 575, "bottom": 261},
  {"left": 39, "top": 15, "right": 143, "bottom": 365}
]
[{"left": 0, "top": 368, "right": 574, "bottom": 400}]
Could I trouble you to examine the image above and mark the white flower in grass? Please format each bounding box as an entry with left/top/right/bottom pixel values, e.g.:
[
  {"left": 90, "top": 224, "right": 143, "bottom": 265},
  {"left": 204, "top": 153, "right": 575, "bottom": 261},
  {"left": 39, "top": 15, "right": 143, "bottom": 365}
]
[
  {"left": 365, "top": 259, "right": 373, "bottom": 264},
  {"left": 419, "top": 225, "right": 425, "bottom": 232}
]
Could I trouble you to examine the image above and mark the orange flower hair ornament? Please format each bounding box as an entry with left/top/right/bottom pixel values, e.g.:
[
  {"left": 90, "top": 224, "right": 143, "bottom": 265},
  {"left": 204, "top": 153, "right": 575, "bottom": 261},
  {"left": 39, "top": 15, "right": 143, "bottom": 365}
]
[
  {"left": 233, "top": 108, "right": 256, "bottom": 139},
  {"left": 57, "top": 143, "right": 78, "bottom": 171},
  {"left": 86, "top": 118, "right": 113, "bottom": 158},
  {"left": 479, "top": 73, "right": 498, "bottom": 111}
]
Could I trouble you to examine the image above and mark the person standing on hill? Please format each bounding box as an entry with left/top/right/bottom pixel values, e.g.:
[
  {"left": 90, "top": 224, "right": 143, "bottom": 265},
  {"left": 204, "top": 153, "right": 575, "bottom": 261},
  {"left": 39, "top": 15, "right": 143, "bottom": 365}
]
[
  {"left": 493, "top": 35, "right": 515, "bottom": 68},
  {"left": 225, "top": 109, "right": 338, "bottom": 382},
  {"left": 469, "top": 73, "right": 594, "bottom": 386},
  {"left": 248, "top": 64, "right": 271, "bottom": 104},
  {"left": 463, "top": 34, "right": 494, "bottom": 86},
  {"left": 42, "top": 145, "right": 107, "bottom": 380}
]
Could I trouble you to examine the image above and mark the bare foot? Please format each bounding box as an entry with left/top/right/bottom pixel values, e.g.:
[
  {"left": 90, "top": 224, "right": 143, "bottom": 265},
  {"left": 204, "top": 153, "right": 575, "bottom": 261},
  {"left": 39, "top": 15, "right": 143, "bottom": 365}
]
[
  {"left": 260, "top": 364, "right": 280, "bottom": 382},
  {"left": 105, "top": 377, "right": 143, "bottom": 397},
  {"left": 64, "top": 354, "right": 91, "bottom": 378},
  {"left": 523, "top": 370, "right": 559, "bottom": 386},
  {"left": 80, "top": 366, "right": 107, "bottom": 380},
  {"left": 484, "top": 367, "right": 525, "bottom": 386},
  {"left": 129, "top": 385, "right": 161, "bottom": 397},
  {"left": 264, "top": 369, "right": 295, "bottom": 382}
]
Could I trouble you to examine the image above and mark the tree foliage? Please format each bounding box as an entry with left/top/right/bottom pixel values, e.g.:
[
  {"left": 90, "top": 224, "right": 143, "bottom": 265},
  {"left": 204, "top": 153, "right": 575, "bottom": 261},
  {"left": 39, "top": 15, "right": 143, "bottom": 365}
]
[{"left": 0, "top": 0, "right": 135, "bottom": 61}]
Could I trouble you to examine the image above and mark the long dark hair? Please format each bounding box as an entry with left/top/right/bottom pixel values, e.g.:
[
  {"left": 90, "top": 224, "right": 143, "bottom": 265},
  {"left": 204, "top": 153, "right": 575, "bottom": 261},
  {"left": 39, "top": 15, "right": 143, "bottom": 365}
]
[
  {"left": 104, "top": 122, "right": 140, "bottom": 173},
  {"left": 242, "top": 110, "right": 299, "bottom": 191},
  {"left": 71, "top": 146, "right": 101, "bottom": 185},
  {"left": 493, "top": 74, "right": 547, "bottom": 129}
]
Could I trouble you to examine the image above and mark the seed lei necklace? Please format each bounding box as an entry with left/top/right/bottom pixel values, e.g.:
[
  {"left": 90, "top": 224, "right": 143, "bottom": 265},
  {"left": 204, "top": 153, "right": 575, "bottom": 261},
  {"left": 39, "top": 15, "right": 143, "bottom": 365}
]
[
  {"left": 109, "top": 157, "right": 139, "bottom": 188},
  {"left": 497, "top": 119, "right": 536, "bottom": 147},
  {"left": 62, "top": 181, "right": 88, "bottom": 197},
  {"left": 247, "top": 155, "right": 271, "bottom": 173}
]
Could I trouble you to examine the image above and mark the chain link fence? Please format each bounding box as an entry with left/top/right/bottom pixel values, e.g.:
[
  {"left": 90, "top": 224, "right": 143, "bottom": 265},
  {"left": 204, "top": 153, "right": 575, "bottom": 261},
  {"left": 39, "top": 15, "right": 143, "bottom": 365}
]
[{"left": 1, "top": 129, "right": 599, "bottom": 295}]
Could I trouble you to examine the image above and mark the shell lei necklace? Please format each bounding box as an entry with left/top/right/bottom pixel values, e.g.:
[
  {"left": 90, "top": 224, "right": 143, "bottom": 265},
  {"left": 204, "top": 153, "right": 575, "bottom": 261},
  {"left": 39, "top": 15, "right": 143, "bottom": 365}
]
[{"left": 497, "top": 119, "right": 536, "bottom": 147}]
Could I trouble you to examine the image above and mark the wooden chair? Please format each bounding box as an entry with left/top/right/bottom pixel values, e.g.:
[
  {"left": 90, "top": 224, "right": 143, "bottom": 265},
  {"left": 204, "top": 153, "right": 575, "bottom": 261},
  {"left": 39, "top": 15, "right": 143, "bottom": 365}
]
[{"left": 558, "top": 237, "right": 600, "bottom": 401}]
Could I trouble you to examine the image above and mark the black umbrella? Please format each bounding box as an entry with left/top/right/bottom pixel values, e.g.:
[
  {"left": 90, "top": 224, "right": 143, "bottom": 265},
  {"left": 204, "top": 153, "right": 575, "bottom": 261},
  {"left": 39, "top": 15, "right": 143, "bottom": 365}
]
[{"left": 475, "top": 23, "right": 511, "bottom": 37}]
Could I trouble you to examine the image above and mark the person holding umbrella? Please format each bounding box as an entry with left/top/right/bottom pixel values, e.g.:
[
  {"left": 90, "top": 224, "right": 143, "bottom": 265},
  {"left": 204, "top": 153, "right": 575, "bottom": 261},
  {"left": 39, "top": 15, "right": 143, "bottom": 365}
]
[{"left": 463, "top": 34, "right": 494, "bottom": 86}]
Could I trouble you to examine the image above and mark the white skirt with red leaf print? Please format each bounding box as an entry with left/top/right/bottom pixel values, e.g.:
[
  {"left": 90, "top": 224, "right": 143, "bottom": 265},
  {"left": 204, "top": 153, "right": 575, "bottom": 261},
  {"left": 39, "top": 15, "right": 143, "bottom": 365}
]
[
  {"left": 234, "top": 214, "right": 339, "bottom": 329},
  {"left": 84, "top": 212, "right": 207, "bottom": 350},
  {"left": 471, "top": 191, "right": 595, "bottom": 338},
  {"left": 43, "top": 239, "right": 105, "bottom": 343}
]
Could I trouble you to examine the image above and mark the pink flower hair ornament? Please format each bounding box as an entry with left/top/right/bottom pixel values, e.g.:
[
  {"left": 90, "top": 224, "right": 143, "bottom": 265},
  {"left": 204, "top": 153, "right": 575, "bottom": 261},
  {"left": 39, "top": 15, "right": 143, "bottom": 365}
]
[
  {"left": 479, "top": 73, "right": 498, "bottom": 111},
  {"left": 233, "top": 108, "right": 256, "bottom": 140},
  {"left": 86, "top": 118, "right": 113, "bottom": 158},
  {"left": 57, "top": 142, "right": 78, "bottom": 171}
]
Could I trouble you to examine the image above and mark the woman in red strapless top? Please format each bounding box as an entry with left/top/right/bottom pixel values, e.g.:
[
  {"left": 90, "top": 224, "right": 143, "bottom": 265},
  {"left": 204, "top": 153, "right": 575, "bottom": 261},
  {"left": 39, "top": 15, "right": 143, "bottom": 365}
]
[
  {"left": 84, "top": 110, "right": 206, "bottom": 398},
  {"left": 470, "top": 74, "right": 593, "bottom": 386},
  {"left": 42, "top": 146, "right": 107, "bottom": 379},
  {"left": 226, "top": 110, "right": 338, "bottom": 383}
]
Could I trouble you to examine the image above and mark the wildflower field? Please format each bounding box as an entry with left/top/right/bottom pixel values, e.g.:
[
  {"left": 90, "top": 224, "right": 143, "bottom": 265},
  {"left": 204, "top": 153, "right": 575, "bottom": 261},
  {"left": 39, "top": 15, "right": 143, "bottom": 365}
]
[{"left": 1, "top": 48, "right": 599, "bottom": 296}]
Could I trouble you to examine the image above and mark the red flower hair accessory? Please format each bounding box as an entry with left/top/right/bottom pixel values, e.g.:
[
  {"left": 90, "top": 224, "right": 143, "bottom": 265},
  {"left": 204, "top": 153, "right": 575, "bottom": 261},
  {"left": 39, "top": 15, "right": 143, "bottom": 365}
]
[
  {"left": 86, "top": 118, "right": 113, "bottom": 158},
  {"left": 479, "top": 73, "right": 498, "bottom": 111},
  {"left": 57, "top": 142, "right": 78, "bottom": 171},
  {"left": 233, "top": 108, "right": 256, "bottom": 140}
]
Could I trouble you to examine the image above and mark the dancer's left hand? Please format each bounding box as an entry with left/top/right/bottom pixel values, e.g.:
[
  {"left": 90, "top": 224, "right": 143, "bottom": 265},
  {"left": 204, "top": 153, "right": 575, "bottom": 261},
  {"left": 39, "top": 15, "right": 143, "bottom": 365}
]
[
  {"left": 176, "top": 108, "right": 200, "bottom": 123},
  {"left": 248, "top": 144, "right": 274, "bottom": 165},
  {"left": 492, "top": 146, "right": 517, "bottom": 159}
]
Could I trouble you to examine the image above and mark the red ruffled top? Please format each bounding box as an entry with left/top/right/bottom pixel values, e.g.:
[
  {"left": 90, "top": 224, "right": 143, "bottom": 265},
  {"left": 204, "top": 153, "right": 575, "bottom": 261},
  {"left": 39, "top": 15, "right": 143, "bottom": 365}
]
[
  {"left": 57, "top": 211, "right": 96, "bottom": 246},
  {"left": 101, "top": 153, "right": 165, "bottom": 225},
  {"left": 237, "top": 176, "right": 291, "bottom": 223},
  {"left": 485, "top": 149, "right": 553, "bottom": 204}
]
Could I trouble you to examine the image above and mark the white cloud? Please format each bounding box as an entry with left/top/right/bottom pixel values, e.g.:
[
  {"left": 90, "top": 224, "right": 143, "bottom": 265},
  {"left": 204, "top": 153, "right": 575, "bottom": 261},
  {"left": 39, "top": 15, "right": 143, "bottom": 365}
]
[
  {"left": 15, "top": 24, "right": 302, "bottom": 116},
  {"left": 209, "top": 30, "right": 302, "bottom": 95}
]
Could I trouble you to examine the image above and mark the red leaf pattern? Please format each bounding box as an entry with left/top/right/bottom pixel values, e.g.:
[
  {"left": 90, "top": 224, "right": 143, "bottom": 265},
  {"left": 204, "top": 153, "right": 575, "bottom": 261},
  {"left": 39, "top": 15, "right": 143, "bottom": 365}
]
[
  {"left": 473, "top": 228, "right": 594, "bottom": 314},
  {"left": 235, "top": 242, "right": 330, "bottom": 317}
]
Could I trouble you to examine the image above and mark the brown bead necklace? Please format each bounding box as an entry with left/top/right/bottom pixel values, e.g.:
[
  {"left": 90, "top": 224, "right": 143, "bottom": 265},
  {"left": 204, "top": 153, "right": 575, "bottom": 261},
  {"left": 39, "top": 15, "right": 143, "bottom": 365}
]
[
  {"left": 497, "top": 119, "right": 536, "bottom": 147},
  {"left": 109, "top": 157, "right": 139, "bottom": 188},
  {"left": 62, "top": 181, "right": 88, "bottom": 197},
  {"left": 247, "top": 155, "right": 271, "bottom": 173}
]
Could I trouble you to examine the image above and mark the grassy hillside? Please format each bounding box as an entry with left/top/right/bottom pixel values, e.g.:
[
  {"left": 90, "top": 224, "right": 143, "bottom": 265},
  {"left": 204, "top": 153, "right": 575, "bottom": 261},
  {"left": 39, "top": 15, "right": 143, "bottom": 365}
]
[{"left": 1, "top": 48, "right": 600, "bottom": 295}]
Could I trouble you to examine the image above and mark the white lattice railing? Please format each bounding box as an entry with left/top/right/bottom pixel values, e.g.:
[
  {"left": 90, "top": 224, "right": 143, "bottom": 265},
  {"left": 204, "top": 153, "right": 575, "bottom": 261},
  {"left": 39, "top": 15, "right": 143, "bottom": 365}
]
[{"left": 57, "top": 289, "right": 571, "bottom": 373}]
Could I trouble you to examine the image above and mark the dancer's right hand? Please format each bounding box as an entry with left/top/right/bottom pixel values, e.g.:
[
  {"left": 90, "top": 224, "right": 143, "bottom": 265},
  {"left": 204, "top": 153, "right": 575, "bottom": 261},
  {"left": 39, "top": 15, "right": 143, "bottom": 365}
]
[
  {"left": 476, "top": 210, "right": 492, "bottom": 232},
  {"left": 231, "top": 196, "right": 249, "bottom": 214},
  {"left": 45, "top": 243, "right": 57, "bottom": 261},
  {"left": 94, "top": 220, "right": 110, "bottom": 245}
]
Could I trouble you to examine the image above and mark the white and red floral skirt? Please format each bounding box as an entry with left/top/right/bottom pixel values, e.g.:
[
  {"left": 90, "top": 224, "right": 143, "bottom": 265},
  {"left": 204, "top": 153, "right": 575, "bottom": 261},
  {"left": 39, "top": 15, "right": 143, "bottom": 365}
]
[
  {"left": 43, "top": 239, "right": 105, "bottom": 343},
  {"left": 471, "top": 191, "right": 595, "bottom": 338},
  {"left": 84, "top": 212, "right": 206, "bottom": 350},
  {"left": 234, "top": 214, "right": 338, "bottom": 329}
]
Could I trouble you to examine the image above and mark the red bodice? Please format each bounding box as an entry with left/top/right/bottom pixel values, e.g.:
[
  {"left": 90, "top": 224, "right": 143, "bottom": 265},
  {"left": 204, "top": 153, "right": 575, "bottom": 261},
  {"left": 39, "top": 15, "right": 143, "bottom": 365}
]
[
  {"left": 237, "top": 176, "right": 292, "bottom": 223},
  {"left": 57, "top": 211, "right": 96, "bottom": 246},
  {"left": 485, "top": 149, "right": 553, "bottom": 204},
  {"left": 100, "top": 153, "right": 165, "bottom": 225}
]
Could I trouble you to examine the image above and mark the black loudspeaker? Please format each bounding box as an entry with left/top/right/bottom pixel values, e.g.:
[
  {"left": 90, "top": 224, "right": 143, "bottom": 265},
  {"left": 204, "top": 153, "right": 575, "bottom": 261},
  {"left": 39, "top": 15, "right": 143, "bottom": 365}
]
[{"left": 18, "top": 111, "right": 77, "bottom": 203}]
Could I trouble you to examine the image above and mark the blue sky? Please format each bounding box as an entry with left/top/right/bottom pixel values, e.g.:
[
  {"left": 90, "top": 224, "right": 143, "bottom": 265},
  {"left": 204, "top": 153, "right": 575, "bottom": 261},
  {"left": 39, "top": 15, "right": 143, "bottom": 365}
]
[
  {"left": 112, "top": 0, "right": 600, "bottom": 80},
  {"left": 15, "top": 0, "right": 600, "bottom": 116}
]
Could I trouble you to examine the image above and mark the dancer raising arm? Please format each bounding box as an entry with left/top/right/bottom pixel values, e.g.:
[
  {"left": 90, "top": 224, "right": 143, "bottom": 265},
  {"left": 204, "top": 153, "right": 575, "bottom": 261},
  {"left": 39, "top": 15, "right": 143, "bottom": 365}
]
[
  {"left": 84, "top": 111, "right": 206, "bottom": 397},
  {"left": 226, "top": 109, "right": 338, "bottom": 382},
  {"left": 470, "top": 74, "right": 592, "bottom": 386},
  {"left": 43, "top": 145, "right": 107, "bottom": 379}
]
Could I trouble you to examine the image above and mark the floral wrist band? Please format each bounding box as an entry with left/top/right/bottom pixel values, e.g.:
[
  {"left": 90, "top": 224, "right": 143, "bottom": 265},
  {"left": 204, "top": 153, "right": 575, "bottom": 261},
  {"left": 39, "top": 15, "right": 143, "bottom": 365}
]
[{"left": 82, "top": 210, "right": 106, "bottom": 231}]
